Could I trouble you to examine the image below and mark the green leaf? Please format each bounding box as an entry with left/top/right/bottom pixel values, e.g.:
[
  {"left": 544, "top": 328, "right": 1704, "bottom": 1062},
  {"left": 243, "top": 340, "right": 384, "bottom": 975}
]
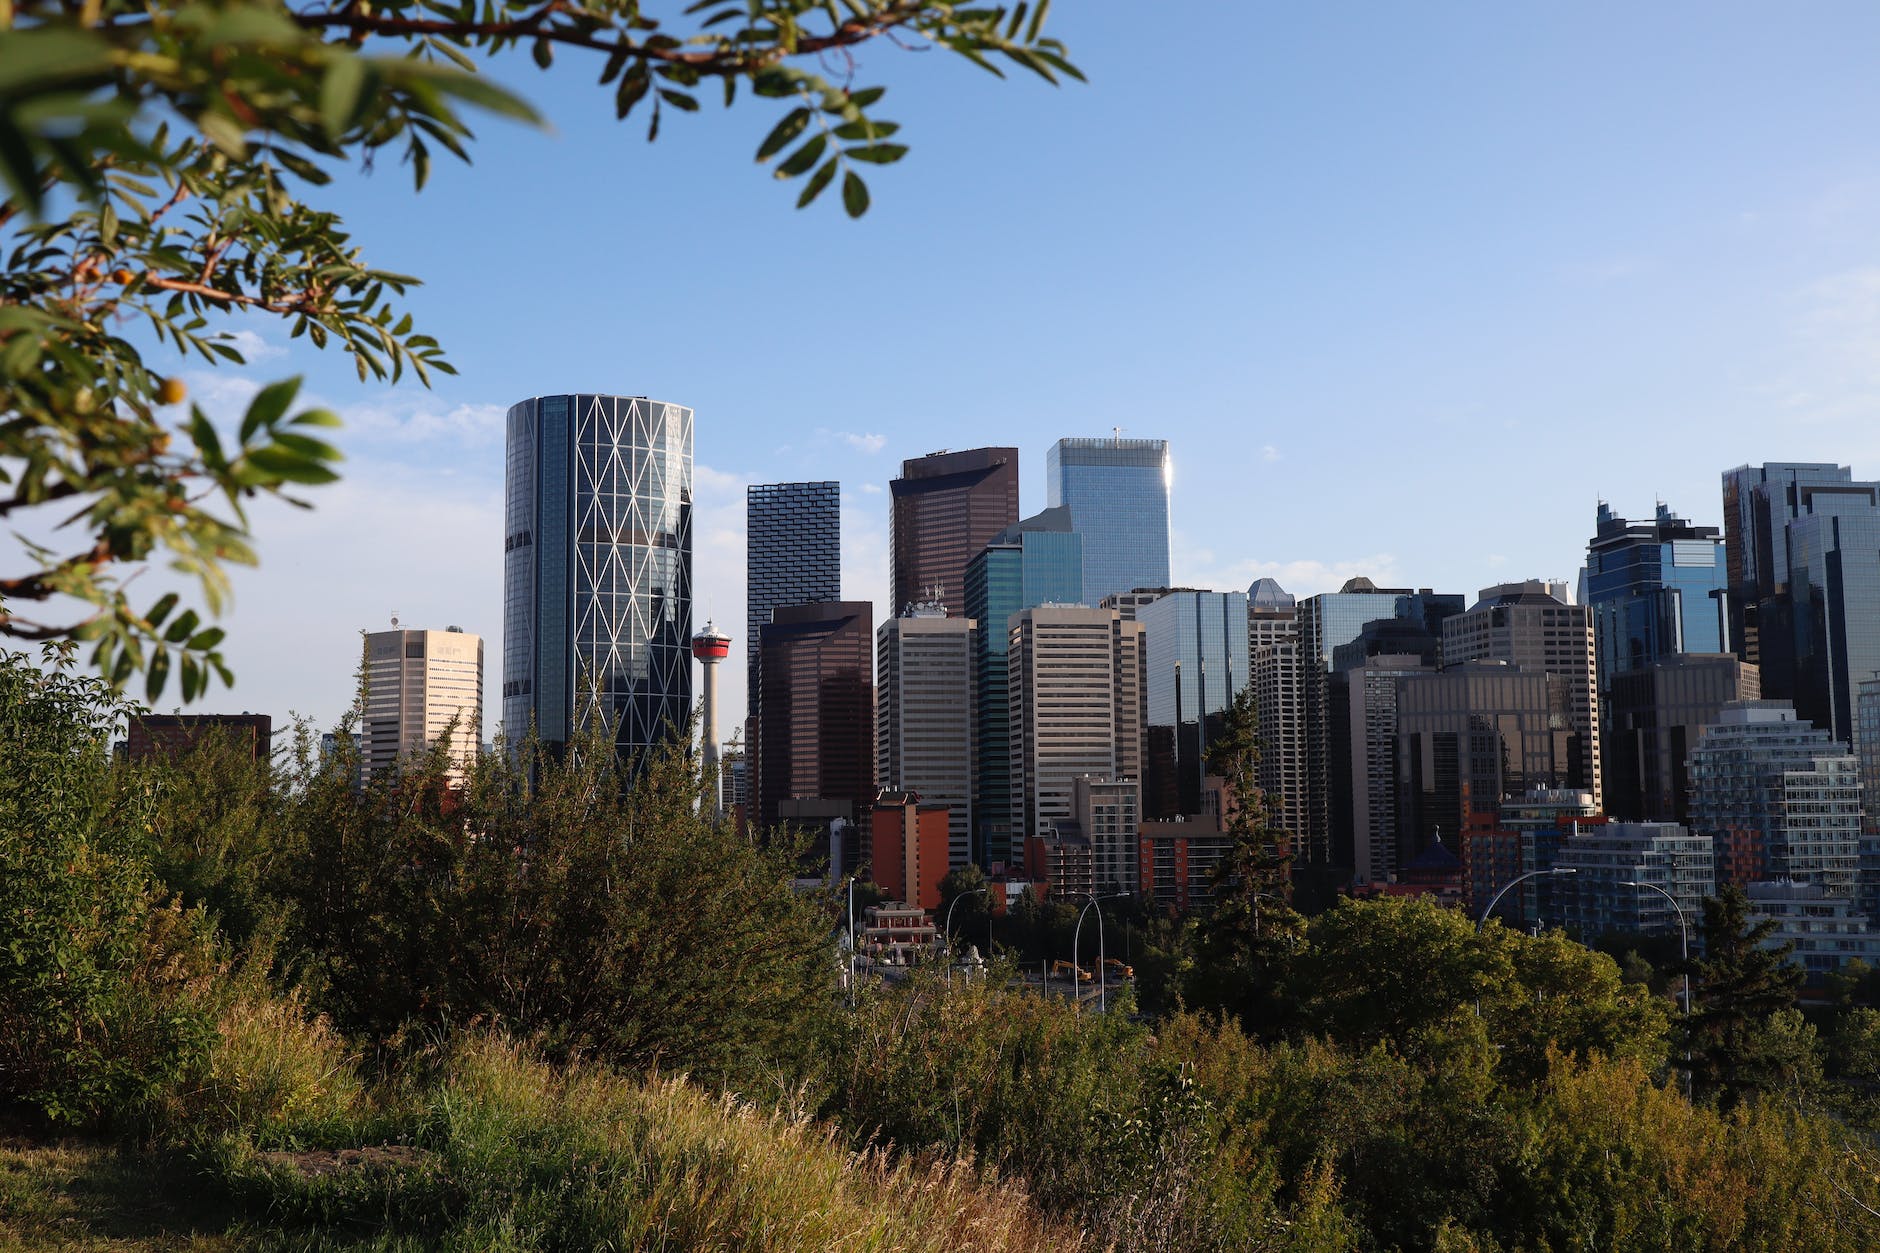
[
  {"left": 145, "top": 648, "right": 170, "bottom": 703},
  {"left": 845, "top": 144, "right": 908, "bottom": 165},
  {"left": 186, "top": 627, "right": 226, "bottom": 652},
  {"left": 321, "top": 53, "right": 369, "bottom": 139},
  {"left": 796, "top": 156, "right": 838, "bottom": 208},
  {"left": 243, "top": 447, "right": 342, "bottom": 486},
  {"left": 842, "top": 170, "right": 869, "bottom": 218},
  {"left": 775, "top": 134, "right": 827, "bottom": 179},
  {"left": 533, "top": 38, "right": 554, "bottom": 69},
  {"left": 758, "top": 108, "right": 812, "bottom": 161},
  {"left": 846, "top": 86, "right": 886, "bottom": 109},
  {"left": 164, "top": 610, "right": 200, "bottom": 646},
  {"left": 239, "top": 377, "right": 303, "bottom": 443},
  {"left": 658, "top": 89, "right": 698, "bottom": 112},
  {"left": 146, "top": 593, "right": 178, "bottom": 629}
]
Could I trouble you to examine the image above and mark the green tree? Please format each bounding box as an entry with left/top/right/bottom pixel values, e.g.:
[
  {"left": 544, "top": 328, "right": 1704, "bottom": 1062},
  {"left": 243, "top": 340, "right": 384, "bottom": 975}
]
[
  {"left": 0, "top": 1, "right": 1080, "bottom": 698},
  {"left": 936, "top": 861, "right": 991, "bottom": 951},
  {"left": 0, "top": 646, "right": 218, "bottom": 1124},
  {"left": 1686, "top": 884, "right": 1807, "bottom": 1107}
]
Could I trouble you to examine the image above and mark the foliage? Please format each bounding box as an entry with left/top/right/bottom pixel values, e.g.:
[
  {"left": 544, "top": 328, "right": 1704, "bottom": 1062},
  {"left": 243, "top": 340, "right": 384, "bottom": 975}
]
[
  {"left": 1686, "top": 884, "right": 1806, "bottom": 1106},
  {"left": 0, "top": 0, "right": 1081, "bottom": 699},
  {"left": 0, "top": 646, "right": 221, "bottom": 1126},
  {"left": 277, "top": 715, "right": 839, "bottom": 1094}
]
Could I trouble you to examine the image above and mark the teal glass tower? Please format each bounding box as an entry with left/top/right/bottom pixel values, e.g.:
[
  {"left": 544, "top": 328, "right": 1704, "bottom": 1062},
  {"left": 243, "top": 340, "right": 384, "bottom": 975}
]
[
  {"left": 962, "top": 506, "right": 1082, "bottom": 869},
  {"left": 502, "top": 394, "right": 693, "bottom": 766},
  {"left": 1582, "top": 501, "right": 1726, "bottom": 688},
  {"left": 1046, "top": 436, "right": 1170, "bottom": 606}
]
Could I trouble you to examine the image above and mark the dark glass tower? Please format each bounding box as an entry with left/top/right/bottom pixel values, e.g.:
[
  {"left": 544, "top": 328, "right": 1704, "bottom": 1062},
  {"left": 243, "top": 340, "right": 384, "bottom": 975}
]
[
  {"left": 756, "top": 601, "right": 875, "bottom": 848},
  {"left": 962, "top": 506, "right": 1082, "bottom": 869},
  {"left": 502, "top": 394, "right": 692, "bottom": 765},
  {"left": 745, "top": 481, "right": 841, "bottom": 784},
  {"left": 1139, "top": 589, "right": 1249, "bottom": 819},
  {"left": 1583, "top": 501, "right": 1727, "bottom": 685},
  {"left": 1046, "top": 436, "right": 1171, "bottom": 606},
  {"left": 889, "top": 447, "right": 1019, "bottom": 617}
]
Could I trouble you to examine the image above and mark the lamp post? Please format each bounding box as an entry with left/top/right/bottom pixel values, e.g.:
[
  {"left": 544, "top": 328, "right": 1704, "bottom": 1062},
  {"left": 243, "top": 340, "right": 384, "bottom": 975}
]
[
  {"left": 1621, "top": 877, "right": 1693, "bottom": 1098},
  {"left": 944, "top": 886, "right": 990, "bottom": 986},
  {"left": 1478, "top": 867, "right": 1578, "bottom": 930},
  {"left": 1072, "top": 892, "right": 1131, "bottom": 1013}
]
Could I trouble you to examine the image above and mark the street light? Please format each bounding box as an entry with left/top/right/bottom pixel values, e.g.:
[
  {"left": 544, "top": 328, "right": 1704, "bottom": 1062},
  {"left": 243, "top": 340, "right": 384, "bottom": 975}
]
[
  {"left": 1621, "top": 877, "right": 1693, "bottom": 1098},
  {"left": 943, "top": 886, "right": 991, "bottom": 986},
  {"left": 1478, "top": 867, "right": 1578, "bottom": 930},
  {"left": 1072, "top": 891, "right": 1131, "bottom": 1014}
]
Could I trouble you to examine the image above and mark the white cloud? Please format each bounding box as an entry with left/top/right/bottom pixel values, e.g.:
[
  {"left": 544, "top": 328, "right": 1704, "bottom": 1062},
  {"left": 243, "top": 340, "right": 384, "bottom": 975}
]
[
  {"left": 1261, "top": 444, "right": 1281, "bottom": 462},
  {"left": 215, "top": 328, "right": 287, "bottom": 363},
  {"left": 843, "top": 431, "right": 888, "bottom": 454},
  {"left": 860, "top": 482, "right": 883, "bottom": 494}
]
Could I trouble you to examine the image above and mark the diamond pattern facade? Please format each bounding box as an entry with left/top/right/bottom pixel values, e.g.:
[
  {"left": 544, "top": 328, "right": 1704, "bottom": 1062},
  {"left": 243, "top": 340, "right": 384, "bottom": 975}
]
[{"left": 503, "top": 394, "right": 693, "bottom": 768}]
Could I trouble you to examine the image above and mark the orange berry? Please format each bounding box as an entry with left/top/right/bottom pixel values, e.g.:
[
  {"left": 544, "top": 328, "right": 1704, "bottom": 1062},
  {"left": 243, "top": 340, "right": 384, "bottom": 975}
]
[
  {"left": 113, "top": 269, "right": 134, "bottom": 284},
  {"left": 157, "top": 377, "right": 186, "bottom": 406}
]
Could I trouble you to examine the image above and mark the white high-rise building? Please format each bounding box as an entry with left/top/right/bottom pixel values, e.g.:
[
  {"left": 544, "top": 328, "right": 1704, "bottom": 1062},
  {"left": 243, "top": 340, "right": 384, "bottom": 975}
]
[
  {"left": 1248, "top": 579, "right": 1304, "bottom": 851},
  {"left": 1007, "top": 605, "right": 1145, "bottom": 848},
  {"left": 361, "top": 626, "right": 484, "bottom": 784},
  {"left": 876, "top": 605, "right": 977, "bottom": 868}
]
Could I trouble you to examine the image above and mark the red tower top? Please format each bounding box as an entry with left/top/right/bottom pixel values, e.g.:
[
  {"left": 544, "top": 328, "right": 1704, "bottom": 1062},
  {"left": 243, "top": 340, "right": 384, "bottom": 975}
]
[{"left": 691, "top": 621, "right": 731, "bottom": 661}]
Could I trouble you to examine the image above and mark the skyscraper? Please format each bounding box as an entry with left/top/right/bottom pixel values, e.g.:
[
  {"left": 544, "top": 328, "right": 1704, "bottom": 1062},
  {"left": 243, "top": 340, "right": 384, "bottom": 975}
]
[
  {"left": 1441, "top": 581, "right": 1600, "bottom": 805},
  {"left": 1007, "top": 605, "right": 1144, "bottom": 848},
  {"left": 962, "top": 506, "right": 1083, "bottom": 869},
  {"left": 1582, "top": 501, "right": 1727, "bottom": 686},
  {"left": 1603, "top": 654, "right": 1759, "bottom": 822},
  {"left": 1248, "top": 579, "right": 1304, "bottom": 850},
  {"left": 889, "top": 448, "right": 1019, "bottom": 616},
  {"left": 745, "top": 481, "right": 841, "bottom": 786},
  {"left": 360, "top": 626, "right": 484, "bottom": 784},
  {"left": 1785, "top": 507, "right": 1880, "bottom": 748},
  {"left": 1688, "top": 701, "right": 1861, "bottom": 897},
  {"left": 1046, "top": 436, "right": 1171, "bottom": 607},
  {"left": 757, "top": 601, "right": 874, "bottom": 859},
  {"left": 1295, "top": 580, "right": 1463, "bottom": 876},
  {"left": 502, "top": 394, "right": 692, "bottom": 764},
  {"left": 1138, "top": 589, "right": 1249, "bottom": 819},
  {"left": 876, "top": 606, "right": 977, "bottom": 868}
]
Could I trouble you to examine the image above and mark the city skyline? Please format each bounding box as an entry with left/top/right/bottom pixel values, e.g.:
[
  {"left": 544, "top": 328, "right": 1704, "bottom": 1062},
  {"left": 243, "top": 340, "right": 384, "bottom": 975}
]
[{"left": 94, "top": 6, "right": 1880, "bottom": 739}]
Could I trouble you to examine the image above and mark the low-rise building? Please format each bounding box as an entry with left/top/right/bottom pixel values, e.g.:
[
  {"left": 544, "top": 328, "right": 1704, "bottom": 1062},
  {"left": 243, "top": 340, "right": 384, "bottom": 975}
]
[
  {"left": 1552, "top": 821, "right": 1714, "bottom": 942},
  {"left": 1747, "top": 881, "right": 1880, "bottom": 978}
]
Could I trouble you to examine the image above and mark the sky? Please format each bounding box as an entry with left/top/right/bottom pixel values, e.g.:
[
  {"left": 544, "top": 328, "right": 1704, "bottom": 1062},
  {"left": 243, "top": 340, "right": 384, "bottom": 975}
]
[{"left": 71, "top": 2, "right": 1880, "bottom": 740}]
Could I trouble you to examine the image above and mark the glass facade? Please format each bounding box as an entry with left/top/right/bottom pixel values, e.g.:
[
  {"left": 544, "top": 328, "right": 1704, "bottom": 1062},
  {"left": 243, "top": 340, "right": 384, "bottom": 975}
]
[
  {"left": 502, "top": 394, "right": 692, "bottom": 768},
  {"left": 1046, "top": 437, "right": 1170, "bottom": 607},
  {"left": 962, "top": 507, "right": 1082, "bottom": 869},
  {"left": 746, "top": 481, "right": 840, "bottom": 716},
  {"left": 1583, "top": 501, "right": 1726, "bottom": 688},
  {"left": 1139, "top": 590, "right": 1250, "bottom": 819},
  {"left": 1786, "top": 508, "right": 1880, "bottom": 749},
  {"left": 889, "top": 447, "right": 1019, "bottom": 616}
]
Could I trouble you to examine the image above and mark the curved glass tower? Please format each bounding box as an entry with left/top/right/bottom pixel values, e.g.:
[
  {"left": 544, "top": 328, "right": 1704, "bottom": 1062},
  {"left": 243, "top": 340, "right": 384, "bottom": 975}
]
[{"left": 502, "top": 394, "right": 693, "bottom": 766}]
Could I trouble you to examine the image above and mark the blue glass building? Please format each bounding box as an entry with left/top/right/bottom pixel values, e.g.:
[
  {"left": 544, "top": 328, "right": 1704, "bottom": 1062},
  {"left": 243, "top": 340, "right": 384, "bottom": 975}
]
[
  {"left": 1582, "top": 502, "right": 1726, "bottom": 688},
  {"left": 1139, "top": 590, "right": 1250, "bottom": 819},
  {"left": 962, "top": 506, "right": 1082, "bottom": 869},
  {"left": 502, "top": 394, "right": 692, "bottom": 767},
  {"left": 1788, "top": 508, "right": 1880, "bottom": 749},
  {"left": 1046, "top": 436, "right": 1170, "bottom": 606}
]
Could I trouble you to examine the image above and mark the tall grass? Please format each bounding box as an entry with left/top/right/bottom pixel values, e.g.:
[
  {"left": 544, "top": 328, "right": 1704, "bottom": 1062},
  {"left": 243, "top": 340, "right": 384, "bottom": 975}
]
[{"left": 208, "top": 1029, "right": 1082, "bottom": 1252}]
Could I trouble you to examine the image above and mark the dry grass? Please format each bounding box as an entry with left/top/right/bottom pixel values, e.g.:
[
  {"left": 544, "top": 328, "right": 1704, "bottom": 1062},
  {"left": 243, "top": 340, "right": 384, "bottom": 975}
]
[{"left": 0, "top": 1134, "right": 237, "bottom": 1251}]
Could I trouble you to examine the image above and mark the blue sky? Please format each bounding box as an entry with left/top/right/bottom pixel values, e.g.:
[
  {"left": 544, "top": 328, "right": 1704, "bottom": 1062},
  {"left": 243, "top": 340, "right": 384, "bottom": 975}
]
[{"left": 137, "top": 3, "right": 1880, "bottom": 738}]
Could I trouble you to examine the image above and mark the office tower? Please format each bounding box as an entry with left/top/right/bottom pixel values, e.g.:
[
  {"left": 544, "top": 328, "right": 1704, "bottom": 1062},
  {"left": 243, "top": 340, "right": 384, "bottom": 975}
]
[
  {"left": 1688, "top": 701, "right": 1861, "bottom": 896},
  {"left": 1338, "top": 652, "right": 1433, "bottom": 884},
  {"left": 1100, "top": 588, "right": 1172, "bottom": 621},
  {"left": 1046, "top": 436, "right": 1171, "bottom": 607},
  {"left": 1552, "top": 822, "right": 1715, "bottom": 940},
  {"left": 1583, "top": 501, "right": 1727, "bottom": 685},
  {"left": 870, "top": 790, "right": 952, "bottom": 910},
  {"left": 1139, "top": 774, "right": 1236, "bottom": 912},
  {"left": 360, "top": 626, "right": 484, "bottom": 783},
  {"left": 691, "top": 622, "right": 730, "bottom": 810},
  {"left": 1394, "top": 662, "right": 1579, "bottom": 881},
  {"left": 1295, "top": 580, "right": 1463, "bottom": 875},
  {"left": 757, "top": 601, "right": 874, "bottom": 867},
  {"left": 1007, "top": 605, "right": 1144, "bottom": 847},
  {"left": 1441, "top": 581, "right": 1600, "bottom": 804},
  {"left": 503, "top": 394, "right": 692, "bottom": 764},
  {"left": 125, "top": 713, "right": 271, "bottom": 764},
  {"left": 889, "top": 448, "right": 1019, "bottom": 616},
  {"left": 1603, "top": 654, "right": 1759, "bottom": 822},
  {"left": 1139, "top": 589, "right": 1250, "bottom": 819},
  {"left": 746, "top": 481, "right": 841, "bottom": 794},
  {"left": 1721, "top": 462, "right": 1880, "bottom": 673},
  {"left": 1072, "top": 775, "right": 1142, "bottom": 896},
  {"left": 962, "top": 507, "right": 1083, "bottom": 869},
  {"left": 1248, "top": 579, "right": 1304, "bottom": 849},
  {"left": 1785, "top": 506, "right": 1880, "bottom": 747},
  {"left": 1860, "top": 678, "right": 1880, "bottom": 927},
  {"left": 876, "top": 605, "right": 977, "bottom": 867}
]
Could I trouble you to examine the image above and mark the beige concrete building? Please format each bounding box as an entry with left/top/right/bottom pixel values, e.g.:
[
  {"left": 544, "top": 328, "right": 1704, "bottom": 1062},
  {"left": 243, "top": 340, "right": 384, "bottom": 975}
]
[
  {"left": 1008, "top": 605, "right": 1145, "bottom": 847},
  {"left": 361, "top": 626, "right": 484, "bottom": 784},
  {"left": 1441, "top": 581, "right": 1601, "bottom": 806},
  {"left": 1248, "top": 581, "right": 1304, "bottom": 850},
  {"left": 876, "top": 606, "right": 977, "bottom": 867}
]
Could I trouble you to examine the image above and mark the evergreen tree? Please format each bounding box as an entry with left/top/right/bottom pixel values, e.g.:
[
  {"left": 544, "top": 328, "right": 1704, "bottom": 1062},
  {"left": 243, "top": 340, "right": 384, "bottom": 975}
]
[{"left": 1686, "top": 884, "right": 1807, "bottom": 1106}]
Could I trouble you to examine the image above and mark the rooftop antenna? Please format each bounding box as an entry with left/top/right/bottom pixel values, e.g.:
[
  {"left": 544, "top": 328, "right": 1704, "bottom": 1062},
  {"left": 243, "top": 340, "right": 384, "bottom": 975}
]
[
  {"left": 1112, "top": 425, "right": 1125, "bottom": 447},
  {"left": 391, "top": 611, "right": 400, "bottom": 629}
]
